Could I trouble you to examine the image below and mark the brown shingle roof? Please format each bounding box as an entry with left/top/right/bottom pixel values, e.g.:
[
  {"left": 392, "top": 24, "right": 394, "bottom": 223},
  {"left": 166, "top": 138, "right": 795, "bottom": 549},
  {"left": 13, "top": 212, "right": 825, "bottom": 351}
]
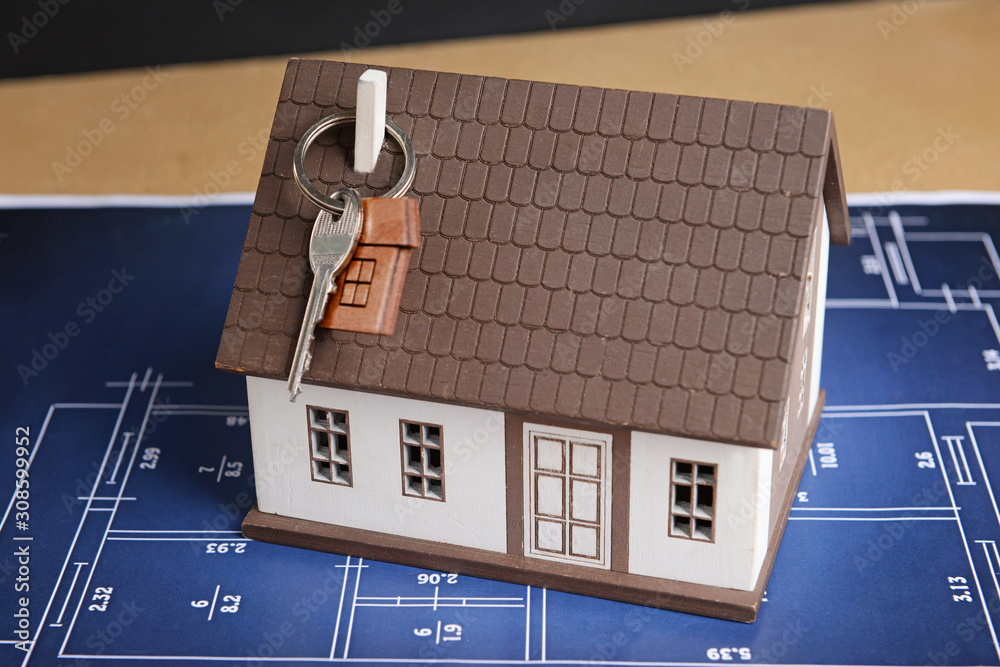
[{"left": 217, "top": 59, "right": 850, "bottom": 448}]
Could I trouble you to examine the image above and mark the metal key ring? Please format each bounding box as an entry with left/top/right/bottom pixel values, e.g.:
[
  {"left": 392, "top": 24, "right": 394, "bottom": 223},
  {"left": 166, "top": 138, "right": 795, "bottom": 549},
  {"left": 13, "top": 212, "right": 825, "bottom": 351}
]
[{"left": 292, "top": 111, "right": 416, "bottom": 214}]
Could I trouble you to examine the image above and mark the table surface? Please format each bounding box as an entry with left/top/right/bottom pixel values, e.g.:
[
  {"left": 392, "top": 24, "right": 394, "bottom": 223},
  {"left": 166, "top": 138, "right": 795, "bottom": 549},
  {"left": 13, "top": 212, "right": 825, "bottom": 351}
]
[{"left": 0, "top": 0, "right": 997, "bottom": 197}]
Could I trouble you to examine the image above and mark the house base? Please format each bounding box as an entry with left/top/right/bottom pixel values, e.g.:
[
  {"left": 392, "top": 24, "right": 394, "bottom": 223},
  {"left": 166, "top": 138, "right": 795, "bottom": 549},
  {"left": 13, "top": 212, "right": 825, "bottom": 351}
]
[{"left": 243, "top": 391, "right": 825, "bottom": 622}]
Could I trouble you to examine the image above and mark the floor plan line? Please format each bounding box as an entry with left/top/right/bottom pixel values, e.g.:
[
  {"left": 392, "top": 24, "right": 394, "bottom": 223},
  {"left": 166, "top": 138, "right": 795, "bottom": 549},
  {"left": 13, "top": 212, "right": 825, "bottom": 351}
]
[
  {"left": 967, "top": 423, "right": 1000, "bottom": 529},
  {"left": 106, "top": 432, "right": 133, "bottom": 485},
  {"left": 58, "top": 374, "right": 161, "bottom": 658},
  {"left": 863, "top": 212, "right": 899, "bottom": 308},
  {"left": 889, "top": 211, "right": 922, "bottom": 293},
  {"left": 791, "top": 507, "right": 959, "bottom": 511},
  {"left": 19, "top": 373, "right": 138, "bottom": 667},
  {"left": 51, "top": 561, "right": 88, "bottom": 627},
  {"left": 827, "top": 402, "right": 1000, "bottom": 411},
  {"left": 328, "top": 555, "right": 351, "bottom": 661},
  {"left": 525, "top": 585, "right": 531, "bottom": 662},
  {"left": 342, "top": 557, "right": 365, "bottom": 659},
  {"left": 928, "top": 413, "right": 1000, "bottom": 662}
]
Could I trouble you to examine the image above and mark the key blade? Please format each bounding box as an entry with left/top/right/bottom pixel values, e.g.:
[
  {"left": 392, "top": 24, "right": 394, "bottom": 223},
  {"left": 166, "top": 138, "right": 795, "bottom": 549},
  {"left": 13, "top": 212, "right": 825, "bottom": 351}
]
[{"left": 287, "top": 265, "right": 336, "bottom": 401}]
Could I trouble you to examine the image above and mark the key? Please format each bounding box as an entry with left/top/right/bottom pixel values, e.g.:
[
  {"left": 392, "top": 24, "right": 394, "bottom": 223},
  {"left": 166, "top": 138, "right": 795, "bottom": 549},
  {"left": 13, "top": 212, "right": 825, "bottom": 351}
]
[{"left": 287, "top": 187, "right": 364, "bottom": 401}]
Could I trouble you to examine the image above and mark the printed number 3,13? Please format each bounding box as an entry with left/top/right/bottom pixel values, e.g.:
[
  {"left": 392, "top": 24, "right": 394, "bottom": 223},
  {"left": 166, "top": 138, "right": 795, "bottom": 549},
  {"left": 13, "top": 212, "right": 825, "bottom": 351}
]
[{"left": 950, "top": 576, "right": 972, "bottom": 602}]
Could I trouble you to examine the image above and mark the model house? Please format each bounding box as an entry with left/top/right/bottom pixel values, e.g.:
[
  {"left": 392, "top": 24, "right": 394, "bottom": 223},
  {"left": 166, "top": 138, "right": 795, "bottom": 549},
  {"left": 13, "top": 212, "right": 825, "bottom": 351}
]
[{"left": 216, "top": 59, "right": 850, "bottom": 621}]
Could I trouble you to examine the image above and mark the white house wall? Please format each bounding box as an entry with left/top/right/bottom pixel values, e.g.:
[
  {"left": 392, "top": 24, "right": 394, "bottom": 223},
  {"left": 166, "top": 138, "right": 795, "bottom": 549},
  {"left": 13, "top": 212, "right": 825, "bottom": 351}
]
[
  {"left": 809, "top": 210, "right": 831, "bottom": 415},
  {"left": 629, "top": 431, "right": 773, "bottom": 591},
  {"left": 245, "top": 376, "right": 508, "bottom": 552}
]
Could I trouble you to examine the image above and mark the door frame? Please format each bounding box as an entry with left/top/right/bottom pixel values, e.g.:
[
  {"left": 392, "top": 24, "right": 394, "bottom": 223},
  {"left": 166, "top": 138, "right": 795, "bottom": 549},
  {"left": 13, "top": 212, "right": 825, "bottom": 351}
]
[
  {"left": 523, "top": 423, "right": 612, "bottom": 568},
  {"left": 504, "top": 413, "right": 630, "bottom": 572}
]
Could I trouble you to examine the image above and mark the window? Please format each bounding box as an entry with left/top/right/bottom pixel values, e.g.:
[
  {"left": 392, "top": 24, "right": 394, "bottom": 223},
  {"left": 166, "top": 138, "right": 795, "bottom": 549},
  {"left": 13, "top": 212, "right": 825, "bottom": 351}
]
[
  {"left": 307, "top": 406, "right": 351, "bottom": 486},
  {"left": 400, "top": 420, "right": 444, "bottom": 501},
  {"left": 670, "top": 459, "right": 716, "bottom": 542},
  {"left": 339, "top": 258, "right": 376, "bottom": 307}
]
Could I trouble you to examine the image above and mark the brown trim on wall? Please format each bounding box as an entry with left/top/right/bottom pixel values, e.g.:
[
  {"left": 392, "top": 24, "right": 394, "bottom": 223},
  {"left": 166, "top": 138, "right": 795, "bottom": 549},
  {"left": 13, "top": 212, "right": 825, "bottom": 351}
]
[
  {"left": 823, "top": 126, "right": 851, "bottom": 247},
  {"left": 504, "top": 413, "right": 523, "bottom": 556},
  {"left": 609, "top": 428, "right": 630, "bottom": 573}
]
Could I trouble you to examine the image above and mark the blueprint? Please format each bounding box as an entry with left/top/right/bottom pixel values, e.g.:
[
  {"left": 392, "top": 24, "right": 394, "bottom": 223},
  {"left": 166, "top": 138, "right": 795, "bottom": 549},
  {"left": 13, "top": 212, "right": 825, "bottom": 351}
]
[{"left": 2, "top": 191, "right": 1000, "bottom": 665}]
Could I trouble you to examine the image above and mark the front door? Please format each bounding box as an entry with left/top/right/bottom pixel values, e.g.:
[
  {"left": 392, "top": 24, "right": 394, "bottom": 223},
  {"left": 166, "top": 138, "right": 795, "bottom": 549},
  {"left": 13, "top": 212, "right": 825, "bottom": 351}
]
[{"left": 523, "top": 424, "right": 611, "bottom": 569}]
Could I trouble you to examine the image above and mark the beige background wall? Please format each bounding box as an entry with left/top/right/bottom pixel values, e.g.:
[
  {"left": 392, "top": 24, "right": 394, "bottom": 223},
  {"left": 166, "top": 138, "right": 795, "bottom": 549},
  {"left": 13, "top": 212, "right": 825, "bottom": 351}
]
[{"left": 1, "top": 0, "right": 996, "bottom": 196}]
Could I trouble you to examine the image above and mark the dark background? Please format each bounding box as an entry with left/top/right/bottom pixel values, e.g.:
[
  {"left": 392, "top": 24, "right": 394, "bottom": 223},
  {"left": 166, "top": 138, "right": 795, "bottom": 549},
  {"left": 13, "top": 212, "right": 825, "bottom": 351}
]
[{"left": 1, "top": 0, "right": 856, "bottom": 79}]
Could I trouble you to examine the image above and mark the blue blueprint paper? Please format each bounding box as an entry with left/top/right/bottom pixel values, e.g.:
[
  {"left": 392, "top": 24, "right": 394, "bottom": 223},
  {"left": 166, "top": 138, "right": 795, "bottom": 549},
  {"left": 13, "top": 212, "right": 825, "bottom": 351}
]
[{"left": 2, "top": 192, "right": 1000, "bottom": 666}]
